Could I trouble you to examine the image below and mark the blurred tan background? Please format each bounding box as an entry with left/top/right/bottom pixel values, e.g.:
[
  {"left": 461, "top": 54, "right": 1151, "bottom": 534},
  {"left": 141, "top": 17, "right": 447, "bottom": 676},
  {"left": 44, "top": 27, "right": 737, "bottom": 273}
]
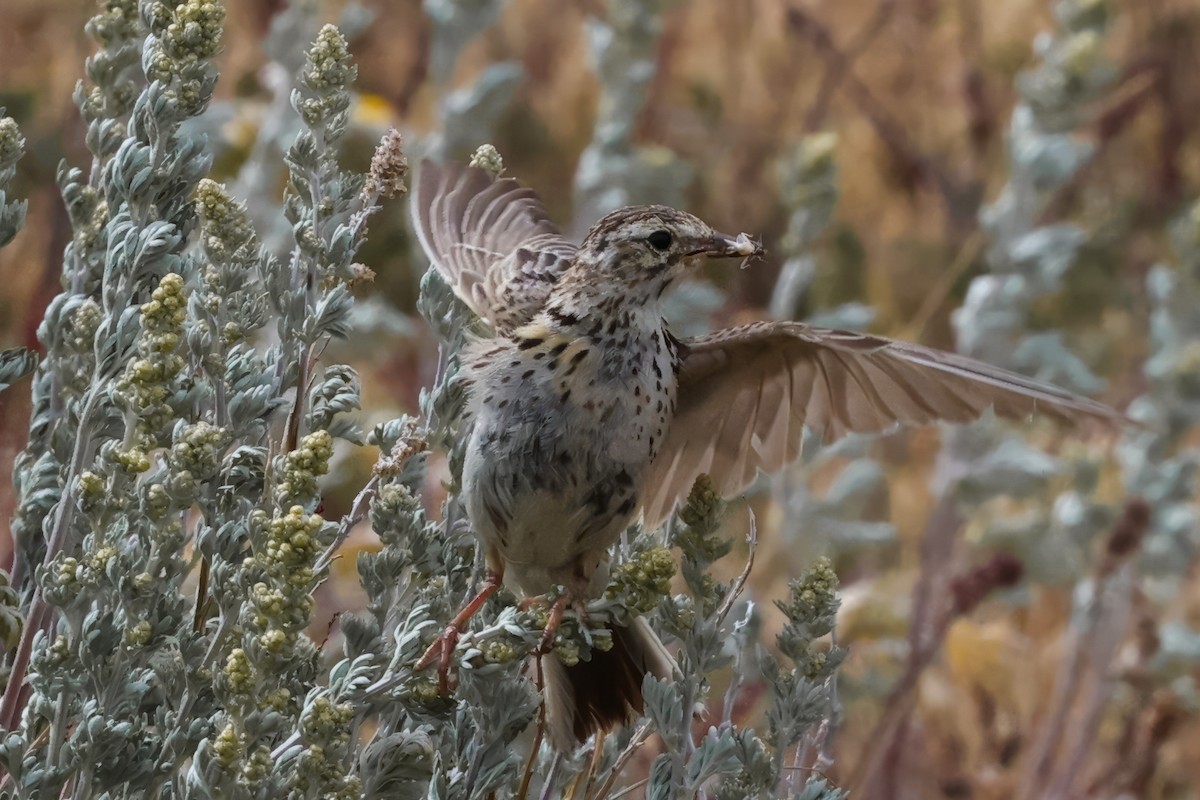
[{"left": 3, "top": 0, "right": 1200, "bottom": 797}]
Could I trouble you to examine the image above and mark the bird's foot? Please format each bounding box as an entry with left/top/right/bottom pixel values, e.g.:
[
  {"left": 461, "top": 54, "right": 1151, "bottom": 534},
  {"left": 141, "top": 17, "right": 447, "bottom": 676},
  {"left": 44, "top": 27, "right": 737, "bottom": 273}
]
[
  {"left": 536, "top": 591, "right": 591, "bottom": 655},
  {"left": 414, "top": 624, "right": 461, "bottom": 692},
  {"left": 414, "top": 569, "right": 504, "bottom": 691},
  {"left": 537, "top": 594, "right": 570, "bottom": 654},
  {"left": 517, "top": 595, "right": 549, "bottom": 612}
]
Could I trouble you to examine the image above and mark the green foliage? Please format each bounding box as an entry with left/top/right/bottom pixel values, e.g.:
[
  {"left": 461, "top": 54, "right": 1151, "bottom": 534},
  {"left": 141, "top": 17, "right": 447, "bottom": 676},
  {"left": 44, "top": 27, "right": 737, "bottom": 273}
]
[
  {"left": 0, "top": 3, "right": 847, "bottom": 796},
  {"left": 6, "top": 0, "right": 1192, "bottom": 797},
  {"left": 0, "top": 4, "right": 392, "bottom": 796}
]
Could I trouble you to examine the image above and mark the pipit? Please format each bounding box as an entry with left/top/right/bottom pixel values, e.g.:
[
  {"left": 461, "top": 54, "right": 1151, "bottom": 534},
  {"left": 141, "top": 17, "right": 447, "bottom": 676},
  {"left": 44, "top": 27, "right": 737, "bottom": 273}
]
[{"left": 410, "top": 161, "right": 1124, "bottom": 749}]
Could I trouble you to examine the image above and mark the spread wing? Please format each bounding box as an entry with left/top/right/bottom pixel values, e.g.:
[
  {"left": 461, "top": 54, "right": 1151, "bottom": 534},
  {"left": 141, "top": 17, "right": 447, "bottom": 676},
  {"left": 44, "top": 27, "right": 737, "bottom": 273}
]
[
  {"left": 411, "top": 161, "right": 577, "bottom": 332},
  {"left": 640, "top": 321, "right": 1126, "bottom": 527}
]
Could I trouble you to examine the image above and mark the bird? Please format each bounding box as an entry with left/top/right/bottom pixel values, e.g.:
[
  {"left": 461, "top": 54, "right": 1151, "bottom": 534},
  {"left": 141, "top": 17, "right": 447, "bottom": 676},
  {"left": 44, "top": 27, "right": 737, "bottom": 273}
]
[{"left": 408, "top": 160, "right": 1125, "bottom": 750}]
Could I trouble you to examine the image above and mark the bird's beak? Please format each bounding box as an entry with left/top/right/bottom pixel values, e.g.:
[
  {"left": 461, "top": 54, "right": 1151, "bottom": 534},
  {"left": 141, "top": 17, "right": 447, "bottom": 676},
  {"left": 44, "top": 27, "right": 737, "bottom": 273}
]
[{"left": 689, "top": 231, "right": 764, "bottom": 259}]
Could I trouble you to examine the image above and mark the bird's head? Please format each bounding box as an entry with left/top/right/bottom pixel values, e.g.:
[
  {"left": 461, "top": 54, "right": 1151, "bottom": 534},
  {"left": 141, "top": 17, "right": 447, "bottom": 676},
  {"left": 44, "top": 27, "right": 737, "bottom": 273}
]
[{"left": 569, "top": 205, "right": 762, "bottom": 306}]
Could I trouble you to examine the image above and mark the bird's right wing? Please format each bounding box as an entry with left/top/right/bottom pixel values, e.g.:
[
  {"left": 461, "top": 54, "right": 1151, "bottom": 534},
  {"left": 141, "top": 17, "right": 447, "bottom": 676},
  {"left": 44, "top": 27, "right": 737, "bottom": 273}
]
[
  {"left": 411, "top": 161, "right": 577, "bottom": 331},
  {"left": 639, "top": 321, "right": 1127, "bottom": 528}
]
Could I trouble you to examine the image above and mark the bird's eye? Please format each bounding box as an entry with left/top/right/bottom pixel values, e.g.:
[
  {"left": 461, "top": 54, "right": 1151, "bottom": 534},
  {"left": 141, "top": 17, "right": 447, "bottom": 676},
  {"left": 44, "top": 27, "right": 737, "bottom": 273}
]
[{"left": 646, "top": 230, "right": 672, "bottom": 251}]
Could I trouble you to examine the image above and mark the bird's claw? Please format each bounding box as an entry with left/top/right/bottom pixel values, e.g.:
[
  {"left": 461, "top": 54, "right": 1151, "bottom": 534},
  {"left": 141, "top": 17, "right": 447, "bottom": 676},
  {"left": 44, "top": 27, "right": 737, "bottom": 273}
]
[
  {"left": 536, "top": 593, "right": 591, "bottom": 655},
  {"left": 413, "top": 569, "right": 505, "bottom": 693},
  {"left": 537, "top": 594, "right": 571, "bottom": 655},
  {"left": 415, "top": 624, "right": 461, "bottom": 692},
  {"left": 517, "top": 595, "right": 549, "bottom": 612}
]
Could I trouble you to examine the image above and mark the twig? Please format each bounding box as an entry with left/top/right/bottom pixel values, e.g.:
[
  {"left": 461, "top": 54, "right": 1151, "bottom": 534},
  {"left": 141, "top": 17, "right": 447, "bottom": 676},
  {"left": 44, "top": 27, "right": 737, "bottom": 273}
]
[
  {"left": 803, "top": 0, "right": 896, "bottom": 132},
  {"left": 192, "top": 559, "right": 210, "bottom": 633},
  {"left": 851, "top": 607, "right": 952, "bottom": 796},
  {"left": 517, "top": 656, "right": 548, "bottom": 800},
  {"left": 535, "top": 755, "right": 562, "bottom": 800},
  {"left": 1035, "top": 59, "right": 1162, "bottom": 226},
  {"left": 721, "top": 602, "right": 756, "bottom": 727},
  {"left": 314, "top": 428, "right": 428, "bottom": 575},
  {"left": 586, "top": 721, "right": 653, "bottom": 800},
  {"left": 956, "top": 0, "right": 995, "bottom": 171},
  {"left": 854, "top": 549, "right": 1023, "bottom": 796},
  {"left": 785, "top": 3, "right": 974, "bottom": 224},
  {"left": 283, "top": 345, "right": 312, "bottom": 454},
  {"left": 1046, "top": 585, "right": 1130, "bottom": 799},
  {"left": 583, "top": 730, "right": 607, "bottom": 799},
  {"left": 715, "top": 510, "right": 758, "bottom": 624},
  {"left": 1017, "top": 582, "right": 1107, "bottom": 800},
  {"left": 906, "top": 496, "right": 963, "bottom": 679},
  {"left": 606, "top": 777, "right": 650, "bottom": 800},
  {"left": 908, "top": 231, "right": 986, "bottom": 342},
  {"left": 1017, "top": 500, "right": 1149, "bottom": 800},
  {"left": 313, "top": 472, "right": 381, "bottom": 575},
  {"left": 0, "top": 600, "right": 51, "bottom": 733},
  {"left": 1, "top": 390, "right": 103, "bottom": 734}
]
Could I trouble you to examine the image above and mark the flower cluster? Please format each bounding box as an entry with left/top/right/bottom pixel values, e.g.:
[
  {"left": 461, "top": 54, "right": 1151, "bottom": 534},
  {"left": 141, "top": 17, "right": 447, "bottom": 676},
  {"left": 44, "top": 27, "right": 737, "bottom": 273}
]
[
  {"left": 145, "top": 0, "right": 226, "bottom": 115},
  {"left": 275, "top": 429, "right": 334, "bottom": 507},
  {"left": 605, "top": 545, "right": 675, "bottom": 614},
  {"left": 0, "top": 3, "right": 856, "bottom": 799},
  {"left": 296, "top": 24, "right": 355, "bottom": 129},
  {"left": 0, "top": 113, "right": 26, "bottom": 249},
  {"left": 115, "top": 272, "right": 188, "bottom": 460},
  {"left": 468, "top": 143, "right": 504, "bottom": 176},
  {"left": 195, "top": 179, "right": 259, "bottom": 273},
  {"left": 0, "top": 107, "right": 30, "bottom": 415},
  {"left": 363, "top": 128, "right": 409, "bottom": 202},
  {"left": 75, "top": 0, "right": 141, "bottom": 141}
]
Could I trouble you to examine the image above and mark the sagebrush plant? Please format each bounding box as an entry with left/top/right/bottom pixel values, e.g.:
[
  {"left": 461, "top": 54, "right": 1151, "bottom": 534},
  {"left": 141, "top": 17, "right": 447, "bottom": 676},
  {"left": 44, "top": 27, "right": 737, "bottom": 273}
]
[
  {"left": 0, "top": 2, "right": 849, "bottom": 797},
  {"left": 0, "top": 105, "right": 31, "bottom": 696},
  {"left": 6, "top": 0, "right": 1192, "bottom": 797},
  {"left": 848, "top": 2, "right": 1200, "bottom": 795}
]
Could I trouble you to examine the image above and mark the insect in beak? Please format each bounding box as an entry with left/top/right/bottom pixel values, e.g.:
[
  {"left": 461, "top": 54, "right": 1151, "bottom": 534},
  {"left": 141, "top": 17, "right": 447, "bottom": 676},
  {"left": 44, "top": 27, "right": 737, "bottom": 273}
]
[
  {"left": 688, "top": 231, "right": 761, "bottom": 257},
  {"left": 688, "top": 231, "right": 764, "bottom": 269}
]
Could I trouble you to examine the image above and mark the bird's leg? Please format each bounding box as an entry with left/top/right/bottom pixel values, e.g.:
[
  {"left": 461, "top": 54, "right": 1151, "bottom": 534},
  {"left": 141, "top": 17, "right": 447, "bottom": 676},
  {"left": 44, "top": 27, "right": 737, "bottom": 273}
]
[
  {"left": 516, "top": 595, "right": 549, "bottom": 612},
  {"left": 415, "top": 568, "right": 504, "bottom": 689},
  {"left": 536, "top": 579, "right": 592, "bottom": 655},
  {"left": 516, "top": 592, "right": 564, "bottom": 658},
  {"left": 538, "top": 594, "right": 571, "bottom": 655}
]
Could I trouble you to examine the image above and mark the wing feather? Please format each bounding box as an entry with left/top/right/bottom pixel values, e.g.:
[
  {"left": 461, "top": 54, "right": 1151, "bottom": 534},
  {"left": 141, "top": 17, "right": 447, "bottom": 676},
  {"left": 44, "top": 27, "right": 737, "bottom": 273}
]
[
  {"left": 411, "top": 161, "right": 576, "bottom": 330},
  {"left": 641, "top": 321, "right": 1126, "bottom": 527}
]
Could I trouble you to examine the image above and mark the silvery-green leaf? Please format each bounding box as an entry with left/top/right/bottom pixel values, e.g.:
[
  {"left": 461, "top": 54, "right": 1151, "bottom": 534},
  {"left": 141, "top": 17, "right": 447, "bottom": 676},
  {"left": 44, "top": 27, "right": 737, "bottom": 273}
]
[{"left": 0, "top": 347, "right": 37, "bottom": 393}]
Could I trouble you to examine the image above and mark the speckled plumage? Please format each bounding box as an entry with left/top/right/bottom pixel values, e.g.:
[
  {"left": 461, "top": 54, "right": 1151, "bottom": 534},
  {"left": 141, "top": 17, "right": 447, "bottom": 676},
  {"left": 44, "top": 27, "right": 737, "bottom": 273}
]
[
  {"left": 410, "top": 160, "right": 1126, "bottom": 748},
  {"left": 459, "top": 203, "right": 711, "bottom": 600}
]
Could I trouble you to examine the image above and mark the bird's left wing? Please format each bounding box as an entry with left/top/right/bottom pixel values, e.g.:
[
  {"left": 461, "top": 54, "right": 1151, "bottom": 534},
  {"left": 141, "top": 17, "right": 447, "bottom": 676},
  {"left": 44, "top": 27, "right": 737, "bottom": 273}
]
[
  {"left": 639, "top": 321, "right": 1126, "bottom": 528},
  {"left": 412, "top": 161, "right": 577, "bottom": 331}
]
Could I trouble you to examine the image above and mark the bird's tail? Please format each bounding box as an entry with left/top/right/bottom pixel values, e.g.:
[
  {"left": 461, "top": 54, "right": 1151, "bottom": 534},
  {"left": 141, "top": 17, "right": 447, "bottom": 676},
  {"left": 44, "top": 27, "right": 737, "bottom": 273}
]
[{"left": 542, "top": 616, "right": 674, "bottom": 750}]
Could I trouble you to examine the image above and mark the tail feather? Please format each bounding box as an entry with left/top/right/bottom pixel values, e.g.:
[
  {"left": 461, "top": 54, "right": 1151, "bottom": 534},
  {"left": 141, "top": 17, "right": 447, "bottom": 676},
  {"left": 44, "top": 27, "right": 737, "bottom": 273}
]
[{"left": 543, "top": 617, "right": 674, "bottom": 750}]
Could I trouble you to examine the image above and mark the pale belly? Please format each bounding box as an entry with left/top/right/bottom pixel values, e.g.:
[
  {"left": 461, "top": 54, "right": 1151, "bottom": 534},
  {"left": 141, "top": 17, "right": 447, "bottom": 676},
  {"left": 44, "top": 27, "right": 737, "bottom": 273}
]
[
  {"left": 462, "top": 396, "right": 648, "bottom": 596},
  {"left": 460, "top": 332, "right": 675, "bottom": 596}
]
